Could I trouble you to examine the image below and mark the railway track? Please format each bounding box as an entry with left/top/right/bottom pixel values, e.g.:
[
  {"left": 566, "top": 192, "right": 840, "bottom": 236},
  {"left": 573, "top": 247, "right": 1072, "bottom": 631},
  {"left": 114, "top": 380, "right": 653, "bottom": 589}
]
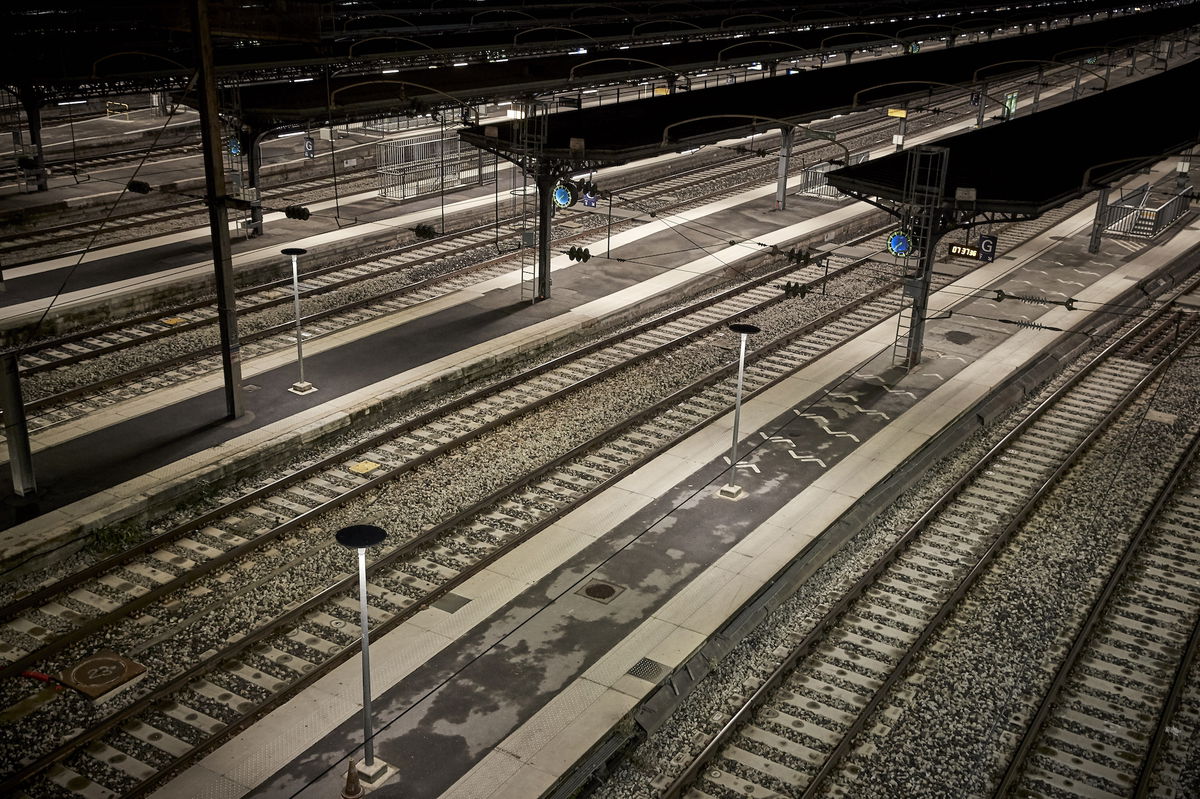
[
  {"left": 6, "top": 69, "right": 1078, "bottom": 439},
  {"left": 4, "top": 132, "right": 882, "bottom": 432},
  {"left": 0, "top": 218, "right": 935, "bottom": 797},
  {"left": 994, "top": 423, "right": 1200, "bottom": 797},
  {"left": 658, "top": 283, "right": 1200, "bottom": 799},
  {"left": 0, "top": 170, "right": 379, "bottom": 265}
]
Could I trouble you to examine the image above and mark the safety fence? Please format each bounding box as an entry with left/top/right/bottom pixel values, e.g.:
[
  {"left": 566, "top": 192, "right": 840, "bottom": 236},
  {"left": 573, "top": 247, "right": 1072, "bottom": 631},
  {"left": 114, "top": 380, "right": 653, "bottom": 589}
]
[
  {"left": 1103, "top": 183, "right": 1194, "bottom": 239},
  {"left": 799, "top": 152, "right": 870, "bottom": 198},
  {"left": 376, "top": 130, "right": 497, "bottom": 201}
]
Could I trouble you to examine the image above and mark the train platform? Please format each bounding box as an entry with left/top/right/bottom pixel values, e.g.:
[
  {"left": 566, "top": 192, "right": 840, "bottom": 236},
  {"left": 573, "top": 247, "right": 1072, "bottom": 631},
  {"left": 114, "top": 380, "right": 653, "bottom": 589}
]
[
  {"left": 0, "top": 76, "right": 1135, "bottom": 570},
  {"left": 0, "top": 158, "right": 882, "bottom": 567},
  {"left": 158, "top": 164, "right": 1200, "bottom": 799}
]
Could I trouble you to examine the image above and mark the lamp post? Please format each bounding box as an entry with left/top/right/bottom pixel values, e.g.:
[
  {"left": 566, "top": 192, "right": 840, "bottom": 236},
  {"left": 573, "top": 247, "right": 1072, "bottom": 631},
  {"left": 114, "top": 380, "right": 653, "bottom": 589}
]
[
  {"left": 719, "top": 322, "right": 760, "bottom": 498},
  {"left": 282, "top": 247, "right": 317, "bottom": 395},
  {"left": 335, "top": 524, "right": 388, "bottom": 780}
]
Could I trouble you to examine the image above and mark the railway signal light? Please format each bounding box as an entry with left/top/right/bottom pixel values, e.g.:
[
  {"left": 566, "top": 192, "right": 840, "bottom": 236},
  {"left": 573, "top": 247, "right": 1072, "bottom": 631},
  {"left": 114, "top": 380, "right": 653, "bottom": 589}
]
[
  {"left": 284, "top": 205, "right": 311, "bottom": 221},
  {"left": 782, "top": 280, "right": 810, "bottom": 299},
  {"left": 567, "top": 246, "right": 591, "bottom": 262},
  {"left": 783, "top": 248, "right": 811, "bottom": 265}
]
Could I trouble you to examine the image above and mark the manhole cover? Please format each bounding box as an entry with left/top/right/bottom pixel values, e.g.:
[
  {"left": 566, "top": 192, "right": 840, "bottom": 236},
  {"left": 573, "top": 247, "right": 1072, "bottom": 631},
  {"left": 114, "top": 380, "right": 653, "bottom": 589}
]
[
  {"left": 576, "top": 579, "right": 624, "bottom": 604},
  {"left": 60, "top": 650, "right": 146, "bottom": 702}
]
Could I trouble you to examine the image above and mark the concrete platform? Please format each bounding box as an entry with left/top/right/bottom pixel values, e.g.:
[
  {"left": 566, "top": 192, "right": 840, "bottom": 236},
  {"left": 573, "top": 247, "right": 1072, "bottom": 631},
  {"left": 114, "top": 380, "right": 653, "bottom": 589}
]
[
  {"left": 156, "top": 167, "right": 1200, "bottom": 799},
  {"left": 0, "top": 74, "right": 1142, "bottom": 574},
  {"left": 0, "top": 164, "right": 883, "bottom": 568}
]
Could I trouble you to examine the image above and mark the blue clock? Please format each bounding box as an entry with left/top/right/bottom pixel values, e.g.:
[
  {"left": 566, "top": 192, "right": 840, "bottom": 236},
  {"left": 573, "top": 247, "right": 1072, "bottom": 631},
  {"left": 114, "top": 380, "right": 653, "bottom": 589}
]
[
  {"left": 887, "top": 231, "right": 913, "bottom": 257},
  {"left": 552, "top": 182, "right": 578, "bottom": 208}
]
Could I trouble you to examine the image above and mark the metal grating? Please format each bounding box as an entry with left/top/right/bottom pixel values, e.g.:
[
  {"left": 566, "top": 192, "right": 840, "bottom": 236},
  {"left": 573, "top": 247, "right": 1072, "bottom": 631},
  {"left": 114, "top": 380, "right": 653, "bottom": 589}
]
[{"left": 627, "top": 657, "right": 668, "bottom": 683}]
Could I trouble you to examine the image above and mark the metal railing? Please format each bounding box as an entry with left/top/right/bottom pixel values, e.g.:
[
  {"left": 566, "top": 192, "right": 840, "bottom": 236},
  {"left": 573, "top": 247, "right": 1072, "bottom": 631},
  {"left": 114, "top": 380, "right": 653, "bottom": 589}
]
[
  {"left": 799, "top": 151, "right": 869, "bottom": 198},
  {"left": 376, "top": 130, "right": 496, "bottom": 200},
  {"left": 1104, "top": 183, "right": 1193, "bottom": 239}
]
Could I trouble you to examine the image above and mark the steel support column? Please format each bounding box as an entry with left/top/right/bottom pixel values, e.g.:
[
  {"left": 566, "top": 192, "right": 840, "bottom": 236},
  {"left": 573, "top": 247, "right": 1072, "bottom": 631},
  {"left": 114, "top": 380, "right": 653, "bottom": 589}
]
[
  {"left": 192, "top": 0, "right": 244, "bottom": 419},
  {"left": 1032, "top": 66, "right": 1044, "bottom": 113},
  {"left": 1088, "top": 186, "right": 1110, "bottom": 254},
  {"left": 976, "top": 81, "right": 987, "bottom": 127},
  {"left": 774, "top": 127, "right": 794, "bottom": 211},
  {"left": 18, "top": 86, "right": 48, "bottom": 192},
  {"left": 902, "top": 227, "right": 944, "bottom": 369},
  {"left": 535, "top": 168, "right": 554, "bottom": 300},
  {"left": 1, "top": 354, "right": 35, "bottom": 498},
  {"left": 246, "top": 128, "right": 266, "bottom": 237}
]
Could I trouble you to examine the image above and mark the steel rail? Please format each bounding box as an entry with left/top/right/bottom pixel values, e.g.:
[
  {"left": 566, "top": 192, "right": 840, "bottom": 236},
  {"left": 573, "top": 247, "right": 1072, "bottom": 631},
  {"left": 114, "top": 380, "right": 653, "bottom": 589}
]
[
  {"left": 0, "top": 250, "right": 903, "bottom": 796},
  {"left": 993, "top": 419, "right": 1200, "bottom": 796},
  {"left": 660, "top": 276, "right": 1200, "bottom": 799},
  {"left": 1134, "top": 566, "right": 1200, "bottom": 796},
  {"left": 0, "top": 240, "right": 887, "bottom": 663}
]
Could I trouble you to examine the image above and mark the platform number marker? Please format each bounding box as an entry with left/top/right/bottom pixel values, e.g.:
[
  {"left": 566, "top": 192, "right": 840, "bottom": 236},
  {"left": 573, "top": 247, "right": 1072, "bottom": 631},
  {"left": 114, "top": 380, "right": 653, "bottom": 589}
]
[{"left": 978, "top": 235, "right": 997, "bottom": 262}]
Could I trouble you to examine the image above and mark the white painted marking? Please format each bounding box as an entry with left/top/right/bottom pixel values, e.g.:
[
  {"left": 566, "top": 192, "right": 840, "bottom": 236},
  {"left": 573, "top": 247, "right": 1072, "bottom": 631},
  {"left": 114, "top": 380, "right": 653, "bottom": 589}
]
[{"left": 787, "top": 452, "right": 827, "bottom": 467}]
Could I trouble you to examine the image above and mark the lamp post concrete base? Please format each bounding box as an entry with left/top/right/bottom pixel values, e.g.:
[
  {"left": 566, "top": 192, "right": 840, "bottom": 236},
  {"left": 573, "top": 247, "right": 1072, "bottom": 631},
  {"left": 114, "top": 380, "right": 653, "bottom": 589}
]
[
  {"left": 288, "top": 380, "right": 317, "bottom": 395},
  {"left": 357, "top": 757, "right": 393, "bottom": 784},
  {"left": 718, "top": 483, "right": 744, "bottom": 499}
]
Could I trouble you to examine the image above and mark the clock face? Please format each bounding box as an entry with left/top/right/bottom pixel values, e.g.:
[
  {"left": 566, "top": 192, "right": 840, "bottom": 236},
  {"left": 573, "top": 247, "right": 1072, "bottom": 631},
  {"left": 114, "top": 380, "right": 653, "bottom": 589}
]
[
  {"left": 888, "top": 231, "right": 913, "bottom": 257},
  {"left": 553, "top": 185, "right": 575, "bottom": 207}
]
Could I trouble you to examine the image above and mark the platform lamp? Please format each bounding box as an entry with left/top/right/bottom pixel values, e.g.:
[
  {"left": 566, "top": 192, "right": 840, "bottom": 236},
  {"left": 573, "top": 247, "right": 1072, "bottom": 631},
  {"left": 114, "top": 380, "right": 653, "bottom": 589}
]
[
  {"left": 281, "top": 247, "right": 317, "bottom": 395},
  {"left": 335, "top": 523, "right": 388, "bottom": 781},
  {"left": 719, "top": 322, "right": 761, "bottom": 499}
]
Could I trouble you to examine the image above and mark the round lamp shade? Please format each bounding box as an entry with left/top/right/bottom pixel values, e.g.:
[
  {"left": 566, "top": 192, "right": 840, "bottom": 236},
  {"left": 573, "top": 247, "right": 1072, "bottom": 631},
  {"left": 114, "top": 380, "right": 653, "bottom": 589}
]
[
  {"left": 335, "top": 524, "right": 387, "bottom": 549},
  {"left": 729, "top": 322, "right": 762, "bottom": 336}
]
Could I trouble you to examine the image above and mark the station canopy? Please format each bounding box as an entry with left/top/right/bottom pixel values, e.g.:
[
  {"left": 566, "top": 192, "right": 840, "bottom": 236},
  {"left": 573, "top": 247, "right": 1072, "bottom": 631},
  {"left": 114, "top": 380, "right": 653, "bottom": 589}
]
[
  {"left": 3, "top": 0, "right": 1121, "bottom": 96},
  {"left": 458, "top": 3, "right": 1197, "bottom": 167},
  {"left": 230, "top": 0, "right": 1129, "bottom": 128},
  {"left": 825, "top": 57, "right": 1200, "bottom": 218}
]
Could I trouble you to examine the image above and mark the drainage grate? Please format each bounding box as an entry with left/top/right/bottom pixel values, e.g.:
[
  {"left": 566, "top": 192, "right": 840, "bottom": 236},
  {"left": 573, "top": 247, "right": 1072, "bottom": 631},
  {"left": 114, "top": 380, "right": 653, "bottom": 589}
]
[
  {"left": 576, "top": 579, "right": 624, "bottom": 604},
  {"left": 627, "top": 657, "right": 668, "bottom": 683}
]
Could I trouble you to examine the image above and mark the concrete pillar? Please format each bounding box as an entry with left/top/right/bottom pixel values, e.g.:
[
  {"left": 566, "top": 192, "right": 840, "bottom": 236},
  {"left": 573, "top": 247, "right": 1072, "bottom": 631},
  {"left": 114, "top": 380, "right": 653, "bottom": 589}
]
[
  {"left": 774, "top": 127, "right": 794, "bottom": 211},
  {"left": 976, "top": 81, "right": 987, "bottom": 128}
]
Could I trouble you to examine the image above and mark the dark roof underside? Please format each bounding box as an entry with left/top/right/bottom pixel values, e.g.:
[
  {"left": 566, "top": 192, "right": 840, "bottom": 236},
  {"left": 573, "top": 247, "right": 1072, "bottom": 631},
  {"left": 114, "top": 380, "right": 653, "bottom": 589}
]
[
  {"left": 231, "top": 0, "right": 1130, "bottom": 127},
  {"left": 457, "top": 4, "right": 1199, "bottom": 164},
  {"left": 826, "top": 59, "right": 1200, "bottom": 217}
]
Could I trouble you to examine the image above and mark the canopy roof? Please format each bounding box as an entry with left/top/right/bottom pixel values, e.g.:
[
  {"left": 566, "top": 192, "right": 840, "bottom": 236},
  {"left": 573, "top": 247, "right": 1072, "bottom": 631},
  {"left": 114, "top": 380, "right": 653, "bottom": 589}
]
[
  {"left": 825, "top": 58, "right": 1200, "bottom": 217},
  {"left": 456, "top": 4, "right": 1197, "bottom": 168}
]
